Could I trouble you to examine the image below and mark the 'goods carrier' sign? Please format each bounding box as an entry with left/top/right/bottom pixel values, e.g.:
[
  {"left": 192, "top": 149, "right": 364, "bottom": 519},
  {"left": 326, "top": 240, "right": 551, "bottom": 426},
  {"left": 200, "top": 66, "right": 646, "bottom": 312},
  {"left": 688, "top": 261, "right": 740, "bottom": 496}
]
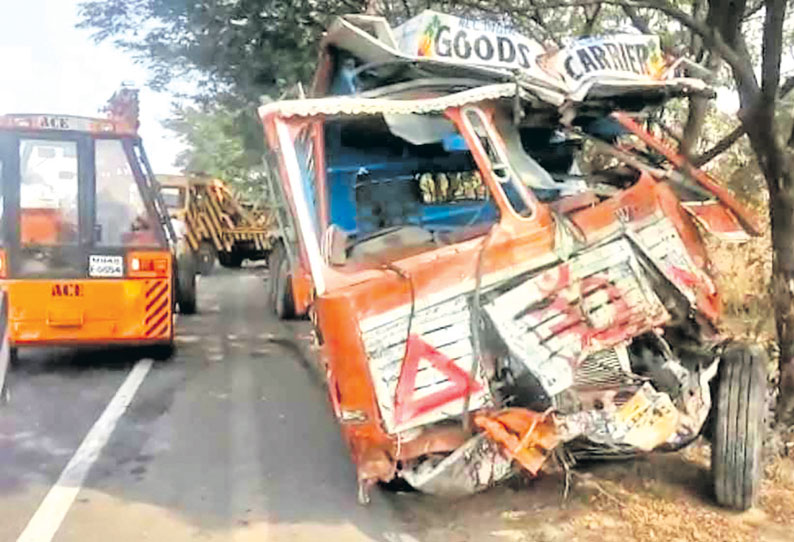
[{"left": 393, "top": 11, "right": 667, "bottom": 92}]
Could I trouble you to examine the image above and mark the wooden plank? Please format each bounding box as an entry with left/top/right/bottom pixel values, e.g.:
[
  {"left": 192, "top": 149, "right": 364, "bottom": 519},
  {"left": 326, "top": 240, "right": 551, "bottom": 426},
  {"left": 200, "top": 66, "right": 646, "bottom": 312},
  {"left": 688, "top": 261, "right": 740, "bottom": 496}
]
[{"left": 199, "top": 212, "right": 224, "bottom": 252}]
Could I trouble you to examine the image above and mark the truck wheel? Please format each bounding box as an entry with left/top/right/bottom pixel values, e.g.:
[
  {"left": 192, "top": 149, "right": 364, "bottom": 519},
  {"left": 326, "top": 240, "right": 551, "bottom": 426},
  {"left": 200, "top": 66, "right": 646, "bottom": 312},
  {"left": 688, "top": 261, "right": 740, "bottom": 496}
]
[
  {"left": 9, "top": 347, "right": 19, "bottom": 367},
  {"left": 218, "top": 251, "right": 243, "bottom": 268},
  {"left": 267, "top": 245, "right": 282, "bottom": 307},
  {"left": 274, "top": 250, "right": 296, "bottom": 320},
  {"left": 176, "top": 250, "right": 198, "bottom": 314},
  {"left": 197, "top": 242, "right": 216, "bottom": 276},
  {"left": 712, "top": 343, "right": 767, "bottom": 510},
  {"left": 146, "top": 343, "right": 175, "bottom": 361}
]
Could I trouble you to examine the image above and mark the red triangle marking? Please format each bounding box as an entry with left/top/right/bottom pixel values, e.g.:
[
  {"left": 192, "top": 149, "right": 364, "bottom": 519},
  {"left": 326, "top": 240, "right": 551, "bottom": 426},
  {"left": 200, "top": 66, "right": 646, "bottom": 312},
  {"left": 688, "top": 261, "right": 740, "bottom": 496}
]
[{"left": 393, "top": 334, "right": 482, "bottom": 426}]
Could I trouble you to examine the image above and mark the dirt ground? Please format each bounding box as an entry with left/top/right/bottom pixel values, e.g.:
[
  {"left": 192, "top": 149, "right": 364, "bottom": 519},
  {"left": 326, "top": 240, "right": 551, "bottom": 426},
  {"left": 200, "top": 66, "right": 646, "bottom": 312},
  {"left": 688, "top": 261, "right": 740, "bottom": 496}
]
[{"left": 387, "top": 437, "right": 794, "bottom": 542}]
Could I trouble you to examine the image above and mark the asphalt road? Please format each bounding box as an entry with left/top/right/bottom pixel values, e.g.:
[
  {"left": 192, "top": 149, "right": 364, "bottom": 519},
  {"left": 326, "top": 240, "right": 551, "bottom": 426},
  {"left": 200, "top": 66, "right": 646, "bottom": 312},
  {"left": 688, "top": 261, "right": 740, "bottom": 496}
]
[{"left": 0, "top": 267, "right": 424, "bottom": 542}]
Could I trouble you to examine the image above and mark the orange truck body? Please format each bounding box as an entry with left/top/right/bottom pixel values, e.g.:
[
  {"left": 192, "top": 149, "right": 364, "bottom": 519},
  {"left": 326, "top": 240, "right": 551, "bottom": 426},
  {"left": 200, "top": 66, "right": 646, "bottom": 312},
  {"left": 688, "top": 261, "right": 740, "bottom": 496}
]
[
  {"left": 260, "top": 90, "right": 760, "bottom": 494},
  {"left": 258, "top": 12, "right": 768, "bottom": 506}
]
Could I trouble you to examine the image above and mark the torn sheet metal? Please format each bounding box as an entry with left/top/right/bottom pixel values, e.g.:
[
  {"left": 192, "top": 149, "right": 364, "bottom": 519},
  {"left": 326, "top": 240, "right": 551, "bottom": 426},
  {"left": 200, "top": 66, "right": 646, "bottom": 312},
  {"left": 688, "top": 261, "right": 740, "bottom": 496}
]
[
  {"left": 631, "top": 215, "right": 716, "bottom": 303},
  {"left": 361, "top": 295, "right": 493, "bottom": 433},
  {"left": 400, "top": 434, "right": 515, "bottom": 496},
  {"left": 681, "top": 200, "right": 751, "bottom": 242},
  {"left": 664, "top": 358, "right": 718, "bottom": 449},
  {"left": 485, "top": 237, "right": 668, "bottom": 396},
  {"left": 614, "top": 383, "right": 679, "bottom": 451},
  {"left": 558, "top": 383, "right": 678, "bottom": 452},
  {"left": 474, "top": 409, "right": 560, "bottom": 475}
]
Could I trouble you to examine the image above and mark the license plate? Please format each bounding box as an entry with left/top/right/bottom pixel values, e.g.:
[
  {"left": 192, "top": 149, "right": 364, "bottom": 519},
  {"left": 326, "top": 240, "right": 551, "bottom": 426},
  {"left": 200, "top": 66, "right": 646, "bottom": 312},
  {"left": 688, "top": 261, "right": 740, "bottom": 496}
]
[{"left": 89, "top": 255, "right": 123, "bottom": 277}]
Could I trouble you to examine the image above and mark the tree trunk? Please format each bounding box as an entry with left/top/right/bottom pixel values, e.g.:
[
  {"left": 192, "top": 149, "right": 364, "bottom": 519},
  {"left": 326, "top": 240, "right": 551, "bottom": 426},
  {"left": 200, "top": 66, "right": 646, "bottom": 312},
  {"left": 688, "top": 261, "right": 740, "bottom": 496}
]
[
  {"left": 744, "top": 112, "right": 794, "bottom": 422},
  {"left": 681, "top": 95, "right": 710, "bottom": 158}
]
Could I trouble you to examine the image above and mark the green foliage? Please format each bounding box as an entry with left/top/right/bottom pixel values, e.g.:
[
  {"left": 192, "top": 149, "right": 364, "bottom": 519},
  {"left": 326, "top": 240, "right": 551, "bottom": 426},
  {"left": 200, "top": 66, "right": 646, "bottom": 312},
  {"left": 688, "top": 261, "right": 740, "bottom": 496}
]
[
  {"left": 164, "top": 102, "right": 267, "bottom": 201},
  {"left": 78, "top": 0, "right": 370, "bottom": 101}
]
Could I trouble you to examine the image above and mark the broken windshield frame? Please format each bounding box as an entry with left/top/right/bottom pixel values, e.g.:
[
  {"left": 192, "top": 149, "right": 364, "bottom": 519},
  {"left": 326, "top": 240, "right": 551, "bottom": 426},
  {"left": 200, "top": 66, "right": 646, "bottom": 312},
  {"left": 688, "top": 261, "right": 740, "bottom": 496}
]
[
  {"left": 459, "top": 107, "right": 538, "bottom": 220},
  {"left": 320, "top": 110, "right": 505, "bottom": 262}
]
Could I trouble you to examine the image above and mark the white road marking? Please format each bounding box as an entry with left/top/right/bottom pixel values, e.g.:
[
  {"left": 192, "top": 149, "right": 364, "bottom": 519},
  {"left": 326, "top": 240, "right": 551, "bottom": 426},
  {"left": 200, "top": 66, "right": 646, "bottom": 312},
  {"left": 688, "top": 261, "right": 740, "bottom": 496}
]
[
  {"left": 384, "top": 533, "right": 422, "bottom": 542},
  {"left": 15, "top": 358, "right": 154, "bottom": 542}
]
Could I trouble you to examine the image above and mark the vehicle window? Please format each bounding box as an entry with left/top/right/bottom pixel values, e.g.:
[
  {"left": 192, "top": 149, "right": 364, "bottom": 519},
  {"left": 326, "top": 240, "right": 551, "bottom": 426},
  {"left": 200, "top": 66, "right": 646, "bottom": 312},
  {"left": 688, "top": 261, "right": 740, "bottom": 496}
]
[
  {"left": 19, "top": 139, "right": 79, "bottom": 246},
  {"left": 295, "top": 126, "right": 319, "bottom": 233},
  {"left": 161, "top": 186, "right": 185, "bottom": 209},
  {"left": 325, "top": 113, "right": 499, "bottom": 260},
  {"left": 95, "top": 139, "right": 156, "bottom": 246},
  {"left": 463, "top": 109, "right": 535, "bottom": 218},
  {"left": 319, "top": 114, "right": 503, "bottom": 264}
]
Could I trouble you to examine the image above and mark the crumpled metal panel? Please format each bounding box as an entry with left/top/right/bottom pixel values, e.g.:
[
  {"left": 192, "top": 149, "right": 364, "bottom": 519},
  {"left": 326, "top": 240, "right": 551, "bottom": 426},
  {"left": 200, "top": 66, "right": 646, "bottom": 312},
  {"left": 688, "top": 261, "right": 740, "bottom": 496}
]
[
  {"left": 485, "top": 237, "right": 668, "bottom": 396},
  {"left": 558, "top": 383, "right": 679, "bottom": 452},
  {"left": 259, "top": 83, "right": 523, "bottom": 119},
  {"left": 630, "top": 215, "right": 715, "bottom": 304},
  {"left": 400, "top": 434, "right": 515, "bottom": 496},
  {"left": 360, "top": 295, "right": 493, "bottom": 434}
]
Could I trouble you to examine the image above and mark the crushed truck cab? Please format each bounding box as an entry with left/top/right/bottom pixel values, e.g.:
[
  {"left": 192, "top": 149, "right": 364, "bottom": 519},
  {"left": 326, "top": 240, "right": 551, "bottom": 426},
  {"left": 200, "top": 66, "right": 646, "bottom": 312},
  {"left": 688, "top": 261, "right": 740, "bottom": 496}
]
[{"left": 260, "top": 11, "right": 767, "bottom": 511}]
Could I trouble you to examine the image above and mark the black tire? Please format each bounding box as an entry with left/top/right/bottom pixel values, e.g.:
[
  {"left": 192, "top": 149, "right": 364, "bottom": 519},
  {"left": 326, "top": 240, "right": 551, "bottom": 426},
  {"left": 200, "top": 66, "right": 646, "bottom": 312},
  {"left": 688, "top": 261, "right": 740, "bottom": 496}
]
[
  {"left": 197, "top": 242, "right": 216, "bottom": 276},
  {"left": 267, "top": 245, "right": 283, "bottom": 308},
  {"left": 218, "top": 250, "right": 243, "bottom": 268},
  {"left": 8, "top": 347, "right": 19, "bottom": 367},
  {"left": 712, "top": 343, "right": 767, "bottom": 510},
  {"left": 176, "top": 250, "right": 197, "bottom": 315},
  {"left": 146, "top": 343, "right": 175, "bottom": 361},
  {"left": 274, "top": 252, "right": 296, "bottom": 320}
]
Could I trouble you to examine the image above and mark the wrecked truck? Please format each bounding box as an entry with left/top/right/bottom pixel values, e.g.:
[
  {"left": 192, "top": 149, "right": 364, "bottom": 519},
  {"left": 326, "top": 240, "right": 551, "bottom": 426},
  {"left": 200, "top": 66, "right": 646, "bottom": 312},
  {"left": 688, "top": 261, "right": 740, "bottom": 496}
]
[{"left": 259, "top": 14, "right": 767, "bottom": 511}]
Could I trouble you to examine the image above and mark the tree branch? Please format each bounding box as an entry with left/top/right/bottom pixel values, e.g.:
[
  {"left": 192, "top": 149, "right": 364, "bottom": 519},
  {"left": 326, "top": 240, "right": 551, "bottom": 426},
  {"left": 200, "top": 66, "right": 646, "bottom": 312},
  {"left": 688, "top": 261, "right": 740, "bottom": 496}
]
[
  {"left": 744, "top": 0, "right": 765, "bottom": 20},
  {"left": 692, "top": 73, "right": 794, "bottom": 165},
  {"left": 781, "top": 76, "right": 794, "bottom": 98},
  {"left": 622, "top": 5, "right": 650, "bottom": 33},
  {"left": 762, "top": 0, "right": 787, "bottom": 105},
  {"left": 525, "top": 0, "right": 564, "bottom": 47},
  {"left": 582, "top": 4, "right": 602, "bottom": 35},
  {"left": 692, "top": 125, "right": 746, "bottom": 167},
  {"left": 689, "top": 0, "right": 706, "bottom": 62},
  {"left": 400, "top": 0, "right": 412, "bottom": 18}
]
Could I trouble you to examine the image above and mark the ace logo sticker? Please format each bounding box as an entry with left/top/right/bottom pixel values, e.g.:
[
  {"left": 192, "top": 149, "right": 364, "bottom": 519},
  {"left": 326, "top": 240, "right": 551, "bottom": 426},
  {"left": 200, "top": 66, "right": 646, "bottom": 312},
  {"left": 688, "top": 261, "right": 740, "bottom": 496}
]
[{"left": 89, "top": 255, "right": 123, "bottom": 278}]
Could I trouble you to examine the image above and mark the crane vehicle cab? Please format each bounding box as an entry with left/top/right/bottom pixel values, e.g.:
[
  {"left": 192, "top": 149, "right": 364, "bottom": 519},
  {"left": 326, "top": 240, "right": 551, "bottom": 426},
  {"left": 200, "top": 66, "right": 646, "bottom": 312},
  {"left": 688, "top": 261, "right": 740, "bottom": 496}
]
[{"left": 0, "top": 113, "right": 196, "bottom": 362}]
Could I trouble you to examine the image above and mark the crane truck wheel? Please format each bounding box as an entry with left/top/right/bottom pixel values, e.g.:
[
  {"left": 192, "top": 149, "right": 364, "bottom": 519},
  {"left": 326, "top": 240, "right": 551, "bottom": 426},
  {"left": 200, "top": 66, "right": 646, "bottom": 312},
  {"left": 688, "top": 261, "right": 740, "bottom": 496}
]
[
  {"left": 176, "top": 249, "right": 198, "bottom": 314},
  {"left": 197, "top": 242, "right": 216, "bottom": 275},
  {"left": 218, "top": 250, "right": 243, "bottom": 268}
]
